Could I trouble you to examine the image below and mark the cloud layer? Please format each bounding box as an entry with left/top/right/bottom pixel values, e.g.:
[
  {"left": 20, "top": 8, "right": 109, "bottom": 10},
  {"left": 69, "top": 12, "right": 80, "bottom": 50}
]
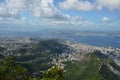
[
  {"left": 59, "top": 0, "right": 93, "bottom": 11},
  {"left": 0, "top": 0, "right": 64, "bottom": 19},
  {"left": 102, "top": 17, "right": 111, "bottom": 23},
  {"left": 59, "top": 0, "right": 120, "bottom": 11},
  {"left": 0, "top": 0, "right": 119, "bottom": 27},
  {"left": 0, "top": 0, "right": 93, "bottom": 26}
]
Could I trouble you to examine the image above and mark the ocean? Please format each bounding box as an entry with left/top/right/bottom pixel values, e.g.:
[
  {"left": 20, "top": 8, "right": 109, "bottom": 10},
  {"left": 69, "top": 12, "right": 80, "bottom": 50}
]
[
  {"left": 68, "top": 35, "right": 120, "bottom": 49},
  {"left": 0, "top": 29, "right": 120, "bottom": 49}
]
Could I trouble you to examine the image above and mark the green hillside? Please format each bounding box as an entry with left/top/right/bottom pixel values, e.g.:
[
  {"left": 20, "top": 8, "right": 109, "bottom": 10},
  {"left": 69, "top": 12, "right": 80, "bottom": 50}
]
[
  {"left": 0, "top": 39, "right": 120, "bottom": 80},
  {"left": 64, "top": 53, "right": 120, "bottom": 80}
]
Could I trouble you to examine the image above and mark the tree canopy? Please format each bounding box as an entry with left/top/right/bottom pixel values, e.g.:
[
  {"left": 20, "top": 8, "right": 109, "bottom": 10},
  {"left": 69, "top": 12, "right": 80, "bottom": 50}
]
[
  {"left": 0, "top": 56, "right": 29, "bottom": 80},
  {"left": 42, "top": 65, "right": 64, "bottom": 80}
]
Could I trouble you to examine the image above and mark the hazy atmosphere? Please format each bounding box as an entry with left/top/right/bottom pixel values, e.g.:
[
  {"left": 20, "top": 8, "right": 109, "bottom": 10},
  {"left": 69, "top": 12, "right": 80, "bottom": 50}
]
[{"left": 0, "top": 0, "right": 120, "bottom": 80}]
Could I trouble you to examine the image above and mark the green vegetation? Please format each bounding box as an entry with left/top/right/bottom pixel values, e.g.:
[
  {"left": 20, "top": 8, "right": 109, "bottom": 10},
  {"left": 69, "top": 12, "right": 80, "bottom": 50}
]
[
  {"left": 0, "top": 39, "right": 120, "bottom": 80},
  {"left": 99, "top": 64, "right": 120, "bottom": 80},
  {"left": 0, "top": 56, "right": 65, "bottom": 80},
  {"left": 0, "top": 56, "right": 29, "bottom": 80},
  {"left": 31, "top": 39, "right": 69, "bottom": 54},
  {"left": 109, "top": 61, "right": 120, "bottom": 71},
  {"left": 0, "top": 54, "right": 4, "bottom": 59},
  {"left": 64, "top": 54, "right": 104, "bottom": 80},
  {"left": 13, "top": 39, "right": 68, "bottom": 78},
  {"left": 93, "top": 50, "right": 108, "bottom": 58},
  {"left": 64, "top": 53, "right": 120, "bottom": 80},
  {"left": 42, "top": 65, "right": 64, "bottom": 80},
  {"left": 13, "top": 48, "right": 28, "bottom": 55},
  {"left": 0, "top": 47, "right": 6, "bottom": 52}
]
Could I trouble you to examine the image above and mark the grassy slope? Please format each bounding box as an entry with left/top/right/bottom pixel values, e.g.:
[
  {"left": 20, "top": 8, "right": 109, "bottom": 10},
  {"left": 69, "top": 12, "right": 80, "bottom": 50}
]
[
  {"left": 65, "top": 54, "right": 104, "bottom": 80},
  {"left": 99, "top": 64, "right": 120, "bottom": 80},
  {"left": 65, "top": 53, "right": 120, "bottom": 80}
]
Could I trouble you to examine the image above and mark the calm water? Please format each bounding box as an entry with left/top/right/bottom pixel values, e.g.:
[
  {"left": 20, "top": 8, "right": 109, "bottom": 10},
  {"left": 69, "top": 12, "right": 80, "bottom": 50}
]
[
  {"left": 0, "top": 30, "right": 120, "bottom": 49},
  {"left": 69, "top": 36, "right": 120, "bottom": 48},
  {"left": 43, "top": 32, "right": 120, "bottom": 48}
]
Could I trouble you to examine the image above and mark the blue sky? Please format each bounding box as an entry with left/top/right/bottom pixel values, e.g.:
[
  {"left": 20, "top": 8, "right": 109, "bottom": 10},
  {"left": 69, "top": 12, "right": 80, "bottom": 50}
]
[{"left": 0, "top": 0, "right": 120, "bottom": 31}]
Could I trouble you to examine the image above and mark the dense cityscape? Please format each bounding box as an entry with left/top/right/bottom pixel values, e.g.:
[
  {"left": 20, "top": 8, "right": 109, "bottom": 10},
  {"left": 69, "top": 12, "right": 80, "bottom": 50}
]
[{"left": 0, "top": 37, "right": 120, "bottom": 78}]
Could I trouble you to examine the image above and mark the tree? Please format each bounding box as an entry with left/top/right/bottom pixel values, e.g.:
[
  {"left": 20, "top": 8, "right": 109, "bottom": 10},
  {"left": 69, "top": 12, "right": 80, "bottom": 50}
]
[
  {"left": 0, "top": 56, "right": 29, "bottom": 80},
  {"left": 42, "top": 65, "right": 64, "bottom": 80}
]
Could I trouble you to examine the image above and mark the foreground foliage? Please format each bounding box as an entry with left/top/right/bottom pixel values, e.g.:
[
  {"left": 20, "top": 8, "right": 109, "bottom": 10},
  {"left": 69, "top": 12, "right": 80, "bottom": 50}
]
[
  {"left": 0, "top": 56, "right": 29, "bottom": 80},
  {"left": 42, "top": 65, "right": 64, "bottom": 80}
]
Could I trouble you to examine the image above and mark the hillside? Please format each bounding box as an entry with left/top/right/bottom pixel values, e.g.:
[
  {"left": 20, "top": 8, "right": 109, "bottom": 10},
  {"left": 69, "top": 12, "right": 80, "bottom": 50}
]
[
  {"left": 0, "top": 39, "right": 120, "bottom": 80},
  {"left": 64, "top": 52, "right": 120, "bottom": 80}
]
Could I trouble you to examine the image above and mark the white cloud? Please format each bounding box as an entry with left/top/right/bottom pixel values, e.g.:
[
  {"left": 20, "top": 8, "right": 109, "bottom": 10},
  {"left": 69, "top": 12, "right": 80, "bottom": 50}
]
[
  {"left": 59, "top": 0, "right": 120, "bottom": 11},
  {"left": 0, "top": 0, "right": 28, "bottom": 18},
  {"left": 0, "top": 0, "right": 70, "bottom": 24},
  {"left": 70, "top": 16, "right": 93, "bottom": 26},
  {"left": 102, "top": 17, "right": 120, "bottom": 27},
  {"left": 102, "top": 17, "right": 111, "bottom": 23},
  {"left": 29, "top": 0, "right": 57, "bottom": 18},
  {"left": 96, "top": 0, "right": 120, "bottom": 10},
  {"left": 52, "top": 20, "right": 69, "bottom": 25},
  {"left": 0, "top": 0, "right": 91, "bottom": 26},
  {"left": 53, "top": 16, "right": 93, "bottom": 26},
  {"left": 0, "top": 0, "right": 93, "bottom": 27},
  {"left": 59, "top": 0, "right": 94, "bottom": 11}
]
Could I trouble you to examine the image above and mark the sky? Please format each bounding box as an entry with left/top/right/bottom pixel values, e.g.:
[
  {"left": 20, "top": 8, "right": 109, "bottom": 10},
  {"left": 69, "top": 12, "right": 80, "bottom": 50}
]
[{"left": 0, "top": 0, "right": 120, "bottom": 31}]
